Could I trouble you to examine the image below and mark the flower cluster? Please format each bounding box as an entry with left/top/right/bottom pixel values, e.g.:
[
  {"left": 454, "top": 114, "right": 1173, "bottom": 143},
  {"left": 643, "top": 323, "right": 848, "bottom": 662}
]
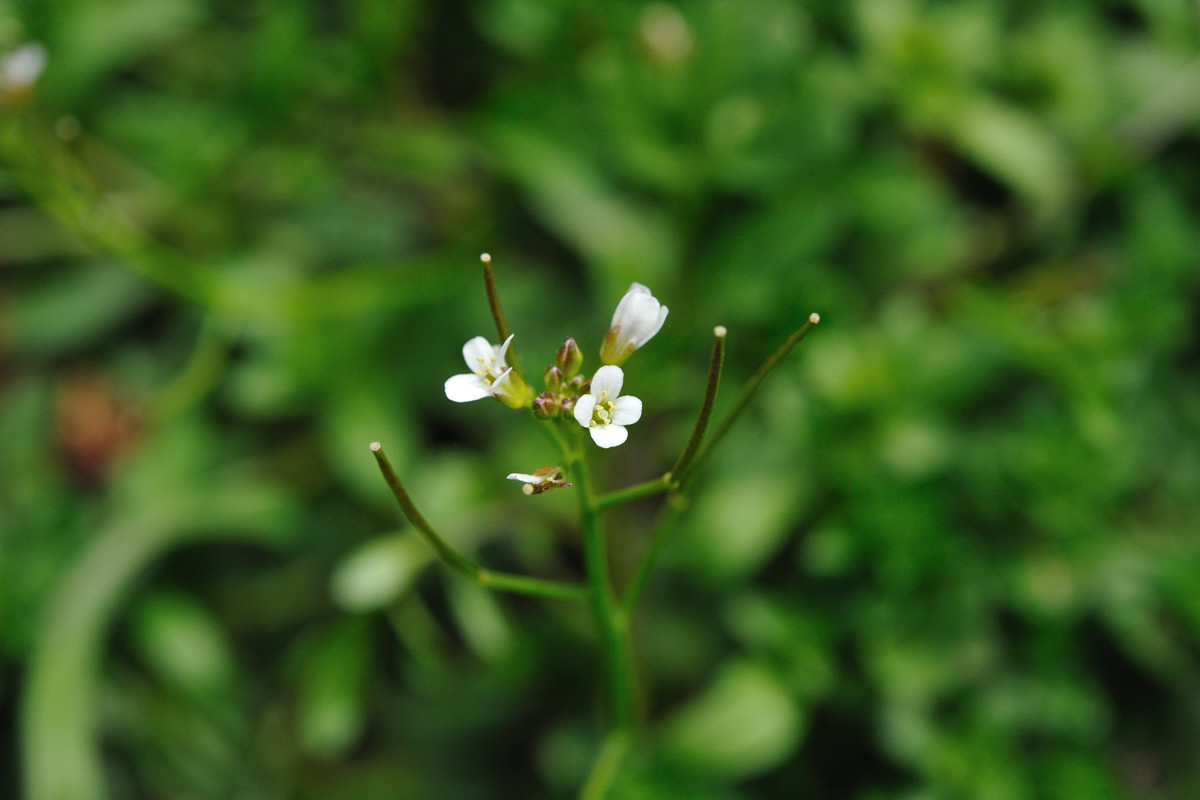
[{"left": 445, "top": 279, "right": 668, "bottom": 452}]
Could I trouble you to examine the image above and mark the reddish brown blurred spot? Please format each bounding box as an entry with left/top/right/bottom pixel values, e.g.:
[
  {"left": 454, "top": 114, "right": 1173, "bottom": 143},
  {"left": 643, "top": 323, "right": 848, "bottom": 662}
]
[{"left": 54, "top": 371, "right": 139, "bottom": 486}]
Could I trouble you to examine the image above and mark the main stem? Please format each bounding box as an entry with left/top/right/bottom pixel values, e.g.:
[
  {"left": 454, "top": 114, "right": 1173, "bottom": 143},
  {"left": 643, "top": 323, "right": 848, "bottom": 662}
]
[{"left": 567, "top": 436, "right": 637, "bottom": 735}]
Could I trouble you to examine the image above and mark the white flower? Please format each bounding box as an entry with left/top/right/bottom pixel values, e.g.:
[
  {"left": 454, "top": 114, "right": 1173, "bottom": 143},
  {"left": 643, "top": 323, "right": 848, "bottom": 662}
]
[
  {"left": 600, "top": 282, "right": 668, "bottom": 365},
  {"left": 2, "top": 44, "right": 46, "bottom": 91},
  {"left": 506, "top": 465, "right": 572, "bottom": 495},
  {"left": 573, "top": 365, "right": 642, "bottom": 448},
  {"left": 444, "top": 334, "right": 529, "bottom": 408}
]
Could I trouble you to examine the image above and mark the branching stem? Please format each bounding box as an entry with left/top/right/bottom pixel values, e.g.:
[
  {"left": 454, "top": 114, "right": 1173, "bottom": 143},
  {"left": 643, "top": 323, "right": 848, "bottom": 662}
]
[
  {"left": 371, "top": 443, "right": 586, "bottom": 602},
  {"left": 594, "top": 474, "right": 674, "bottom": 511},
  {"left": 567, "top": 439, "right": 638, "bottom": 734},
  {"left": 687, "top": 313, "right": 819, "bottom": 485},
  {"left": 622, "top": 313, "right": 820, "bottom": 614}
]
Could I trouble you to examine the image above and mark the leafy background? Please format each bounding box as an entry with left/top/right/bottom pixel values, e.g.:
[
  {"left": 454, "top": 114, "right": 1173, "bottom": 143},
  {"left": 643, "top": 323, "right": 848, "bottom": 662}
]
[{"left": 2, "top": 0, "right": 1200, "bottom": 798}]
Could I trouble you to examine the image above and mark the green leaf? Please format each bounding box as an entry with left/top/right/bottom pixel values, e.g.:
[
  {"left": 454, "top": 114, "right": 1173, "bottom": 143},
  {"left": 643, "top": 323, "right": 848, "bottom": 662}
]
[
  {"left": 941, "top": 96, "right": 1075, "bottom": 220},
  {"left": 292, "top": 619, "right": 373, "bottom": 759},
  {"left": 22, "top": 485, "right": 295, "bottom": 800},
  {"left": 126, "top": 590, "right": 237, "bottom": 698},
  {"left": 676, "top": 472, "right": 802, "bottom": 583},
  {"left": 330, "top": 533, "right": 432, "bottom": 613},
  {"left": 659, "top": 660, "right": 804, "bottom": 780},
  {"left": 9, "top": 261, "right": 156, "bottom": 356}
]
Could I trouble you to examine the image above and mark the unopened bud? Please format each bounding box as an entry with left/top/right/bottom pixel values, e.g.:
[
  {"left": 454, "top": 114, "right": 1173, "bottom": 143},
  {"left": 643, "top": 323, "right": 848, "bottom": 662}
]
[
  {"left": 555, "top": 337, "right": 584, "bottom": 379},
  {"left": 599, "top": 283, "right": 668, "bottom": 365},
  {"left": 544, "top": 365, "right": 564, "bottom": 391},
  {"left": 533, "top": 391, "right": 561, "bottom": 419}
]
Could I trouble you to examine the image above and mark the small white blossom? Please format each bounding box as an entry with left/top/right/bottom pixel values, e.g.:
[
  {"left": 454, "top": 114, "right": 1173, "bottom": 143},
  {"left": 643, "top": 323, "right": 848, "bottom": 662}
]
[
  {"left": 444, "top": 334, "right": 529, "bottom": 408},
  {"left": 2, "top": 44, "right": 46, "bottom": 92},
  {"left": 573, "top": 365, "right": 642, "bottom": 448},
  {"left": 600, "top": 282, "right": 668, "bottom": 365}
]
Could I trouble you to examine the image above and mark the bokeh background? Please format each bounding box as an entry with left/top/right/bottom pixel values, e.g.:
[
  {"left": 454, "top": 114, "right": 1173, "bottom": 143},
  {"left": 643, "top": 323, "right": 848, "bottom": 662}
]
[{"left": 3, "top": 0, "right": 1200, "bottom": 798}]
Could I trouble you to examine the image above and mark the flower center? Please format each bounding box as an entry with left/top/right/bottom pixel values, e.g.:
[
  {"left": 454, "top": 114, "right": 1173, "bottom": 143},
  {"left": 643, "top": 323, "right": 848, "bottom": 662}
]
[
  {"left": 589, "top": 391, "right": 616, "bottom": 427},
  {"left": 473, "top": 356, "right": 502, "bottom": 385}
]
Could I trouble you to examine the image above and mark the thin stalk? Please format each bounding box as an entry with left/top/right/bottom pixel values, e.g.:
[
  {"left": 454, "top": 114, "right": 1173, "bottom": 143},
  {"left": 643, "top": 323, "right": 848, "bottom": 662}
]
[
  {"left": 621, "top": 496, "right": 686, "bottom": 615},
  {"left": 371, "top": 443, "right": 586, "bottom": 602},
  {"left": 669, "top": 326, "right": 726, "bottom": 484},
  {"left": 686, "top": 313, "right": 820, "bottom": 487},
  {"left": 538, "top": 415, "right": 576, "bottom": 459},
  {"left": 480, "top": 253, "right": 525, "bottom": 378},
  {"left": 594, "top": 474, "right": 673, "bottom": 511},
  {"left": 475, "top": 569, "right": 586, "bottom": 601},
  {"left": 0, "top": 116, "right": 221, "bottom": 307},
  {"left": 622, "top": 314, "right": 820, "bottom": 614},
  {"left": 566, "top": 439, "right": 637, "bottom": 734},
  {"left": 151, "top": 314, "right": 230, "bottom": 422}
]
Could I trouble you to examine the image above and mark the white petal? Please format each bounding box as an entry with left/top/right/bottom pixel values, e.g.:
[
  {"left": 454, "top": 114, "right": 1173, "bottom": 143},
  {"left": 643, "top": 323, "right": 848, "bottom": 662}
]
[
  {"left": 506, "top": 473, "right": 542, "bottom": 483},
  {"left": 445, "top": 373, "right": 491, "bottom": 402},
  {"left": 573, "top": 394, "right": 597, "bottom": 427},
  {"left": 489, "top": 367, "right": 513, "bottom": 395},
  {"left": 610, "top": 395, "right": 642, "bottom": 425},
  {"left": 626, "top": 293, "right": 659, "bottom": 327},
  {"left": 640, "top": 304, "right": 668, "bottom": 343},
  {"left": 611, "top": 284, "right": 666, "bottom": 347},
  {"left": 496, "top": 333, "right": 515, "bottom": 364},
  {"left": 462, "top": 336, "right": 494, "bottom": 368},
  {"left": 590, "top": 365, "right": 624, "bottom": 398},
  {"left": 612, "top": 283, "right": 652, "bottom": 326},
  {"left": 590, "top": 423, "right": 628, "bottom": 448}
]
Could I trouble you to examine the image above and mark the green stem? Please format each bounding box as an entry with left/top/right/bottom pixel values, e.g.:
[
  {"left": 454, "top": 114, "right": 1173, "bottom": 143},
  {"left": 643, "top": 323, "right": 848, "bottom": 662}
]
[
  {"left": 578, "top": 730, "right": 632, "bottom": 800},
  {"left": 622, "top": 314, "right": 820, "bottom": 614},
  {"left": 151, "top": 314, "right": 231, "bottom": 422},
  {"left": 480, "top": 252, "right": 525, "bottom": 379},
  {"left": 566, "top": 438, "right": 637, "bottom": 734},
  {"left": 590, "top": 326, "right": 724, "bottom": 512},
  {"left": 687, "top": 313, "right": 820, "bottom": 486},
  {"left": 594, "top": 474, "right": 674, "bottom": 511},
  {"left": 371, "top": 443, "right": 586, "bottom": 602},
  {"left": 475, "top": 568, "right": 585, "bottom": 601},
  {"left": 669, "top": 326, "right": 727, "bottom": 485},
  {"left": 621, "top": 497, "right": 686, "bottom": 615}
]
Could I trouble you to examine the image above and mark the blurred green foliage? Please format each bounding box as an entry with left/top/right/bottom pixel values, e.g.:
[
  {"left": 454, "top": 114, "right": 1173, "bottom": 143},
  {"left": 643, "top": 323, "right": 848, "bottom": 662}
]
[{"left": 2, "top": 0, "right": 1200, "bottom": 798}]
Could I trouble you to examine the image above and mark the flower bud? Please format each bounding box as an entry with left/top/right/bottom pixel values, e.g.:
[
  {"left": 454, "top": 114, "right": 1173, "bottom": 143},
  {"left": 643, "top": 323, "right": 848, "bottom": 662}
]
[
  {"left": 544, "top": 365, "right": 564, "bottom": 391},
  {"left": 533, "top": 391, "right": 561, "bottom": 419},
  {"left": 555, "top": 337, "right": 584, "bottom": 379},
  {"left": 599, "top": 283, "right": 668, "bottom": 366}
]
